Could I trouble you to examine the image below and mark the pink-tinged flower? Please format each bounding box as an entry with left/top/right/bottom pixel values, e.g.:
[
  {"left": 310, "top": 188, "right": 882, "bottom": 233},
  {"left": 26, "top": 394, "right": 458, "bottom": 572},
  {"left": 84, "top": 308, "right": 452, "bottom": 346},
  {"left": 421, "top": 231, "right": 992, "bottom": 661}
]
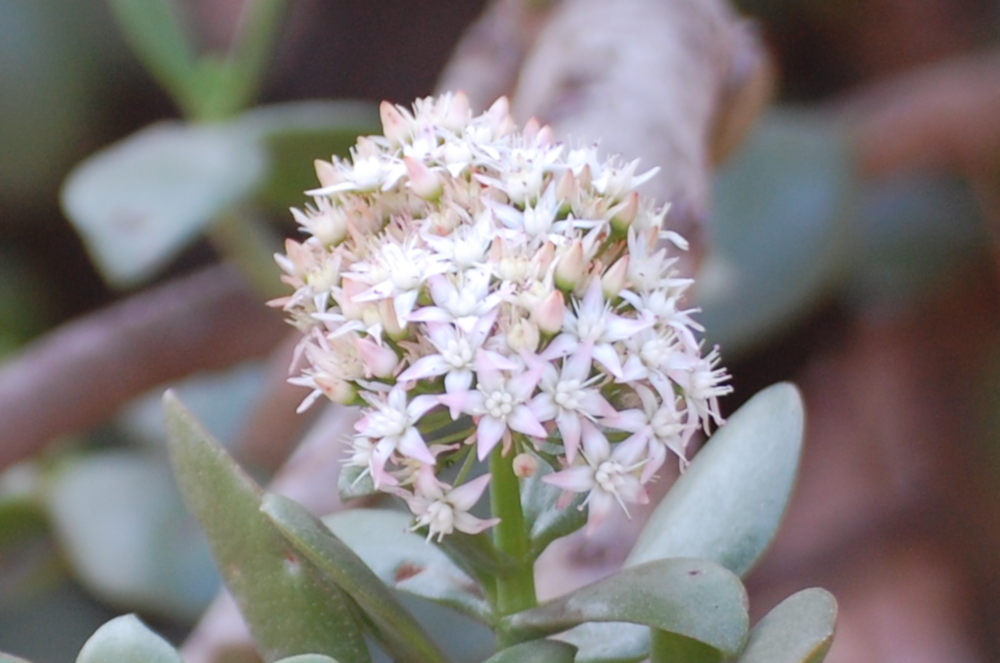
[
  {"left": 612, "top": 384, "right": 694, "bottom": 482},
  {"left": 439, "top": 351, "right": 549, "bottom": 460},
  {"left": 346, "top": 233, "right": 449, "bottom": 324},
  {"left": 398, "top": 310, "right": 500, "bottom": 393},
  {"left": 407, "top": 269, "right": 505, "bottom": 331},
  {"left": 533, "top": 349, "right": 617, "bottom": 462},
  {"left": 354, "top": 387, "right": 439, "bottom": 487},
  {"left": 667, "top": 346, "right": 732, "bottom": 433},
  {"left": 400, "top": 469, "right": 499, "bottom": 542},
  {"left": 543, "top": 421, "right": 648, "bottom": 534},
  {"left": 561, "top": 279, "right": 653, "bottom": 379}
]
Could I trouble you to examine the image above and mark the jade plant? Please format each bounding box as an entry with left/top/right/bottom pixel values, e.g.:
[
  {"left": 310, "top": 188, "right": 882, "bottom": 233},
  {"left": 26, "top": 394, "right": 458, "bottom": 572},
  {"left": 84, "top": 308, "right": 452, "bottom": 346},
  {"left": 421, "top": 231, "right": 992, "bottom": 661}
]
[{"left": 13, "top": 93, "right": 838, "bottom": 663}]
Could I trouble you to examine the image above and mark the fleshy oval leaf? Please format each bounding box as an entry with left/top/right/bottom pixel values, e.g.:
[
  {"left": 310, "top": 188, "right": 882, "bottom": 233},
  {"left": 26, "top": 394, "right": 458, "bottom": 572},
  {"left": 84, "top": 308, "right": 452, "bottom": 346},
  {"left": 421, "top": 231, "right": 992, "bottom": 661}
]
[
  {"left": 482, "top": 639, "right": 576, "bottom": 663},
  {"left": 261, "top": 494, "right": 450, "bottom": 663},
  {"left": 627, "top": 382, "right": 804, "bottom": 577},
  {"left": 164, "top": 392, "right": 369, "bottom": 663},
  {"left": 75, "top": 615, "right": 181, "bottom": 663},
  {"left": 61, "top": 122, "right": 265, "bottom": 288},
  {"left": 736, "top": 588, "right": 837, "bottom": 663},
  {"left": 274, "top": 657, "right": 341, "bottom": 663},
  {"left": 502, "top": 558, "right": 748, "bottom": 656}
]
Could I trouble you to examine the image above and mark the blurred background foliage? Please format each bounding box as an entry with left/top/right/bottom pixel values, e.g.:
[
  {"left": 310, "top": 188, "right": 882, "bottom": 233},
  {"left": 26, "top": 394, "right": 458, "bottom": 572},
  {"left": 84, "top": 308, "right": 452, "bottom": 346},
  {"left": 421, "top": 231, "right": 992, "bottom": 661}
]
[{"left": 1, "top": 0, "right": 999, "bottom": 661}]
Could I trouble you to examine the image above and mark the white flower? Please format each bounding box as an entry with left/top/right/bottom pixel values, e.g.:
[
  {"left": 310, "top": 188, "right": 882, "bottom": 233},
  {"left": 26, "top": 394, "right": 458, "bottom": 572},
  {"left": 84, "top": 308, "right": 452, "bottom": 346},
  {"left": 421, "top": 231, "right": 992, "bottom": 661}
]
[
  {"left": 400, "top": 469, "right": 499, "bottom": 542},
  {"left": 543, "top": 421, "right": 649, "bottom": 534},
  {"left": 354, "top": 387, "right": 439, "bottom": 487},
  {"left": 439, "top": 351, "right": 549, "bottom": 460},
  {"left": 533, "top": 349, "right": 617, "bottom": 462}
]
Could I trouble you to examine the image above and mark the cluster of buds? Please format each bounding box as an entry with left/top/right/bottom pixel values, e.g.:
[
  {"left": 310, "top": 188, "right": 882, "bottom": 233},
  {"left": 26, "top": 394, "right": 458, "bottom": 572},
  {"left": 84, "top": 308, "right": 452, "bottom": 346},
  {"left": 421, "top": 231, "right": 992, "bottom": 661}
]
[{"left": 273, "top": 92, "right": 731, "bottom": 540}]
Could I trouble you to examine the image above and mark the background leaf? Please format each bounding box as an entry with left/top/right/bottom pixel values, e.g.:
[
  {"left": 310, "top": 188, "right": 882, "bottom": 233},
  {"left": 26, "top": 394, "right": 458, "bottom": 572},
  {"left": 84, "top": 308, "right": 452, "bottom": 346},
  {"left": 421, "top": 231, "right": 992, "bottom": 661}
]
[
  {"left": 105, "top": 0, "right": 197, "bottom": 115},
  {"left": 696, "top": 110, "right": 854, "bottom": 356},
  {"left": 274, "top": 656, "right": 341, "bottom": 663},
  {"left": 61, "top": 122, "right": 266, "bottom": 288},
  {"left": 626, "top": 382, "right": 804, "bottom": 576},
  {"left": 503, "top": 558, "right": 748, "bottom": 657},
  {"left": 236, "top": 100, "right": 379, "bottom": 211},
  {"left": 44, "top": 450, "right": 217, "bottom": 621},
  {"left": 164, "top": 392, "right": 370, "bottom": 663},
  {"left": 74, "top": 614, "right": 182, "bottom": 663},
  {"left": 736, "top": 588, "right": 837, "bottom": 663}
]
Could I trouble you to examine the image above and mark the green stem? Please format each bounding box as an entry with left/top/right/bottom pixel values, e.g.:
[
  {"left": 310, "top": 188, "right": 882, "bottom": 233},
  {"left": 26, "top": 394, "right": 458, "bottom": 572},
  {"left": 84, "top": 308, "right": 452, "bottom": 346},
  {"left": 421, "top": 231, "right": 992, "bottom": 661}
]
[{"left": 489, "top": 446, "right": 536, "bottom": 630}]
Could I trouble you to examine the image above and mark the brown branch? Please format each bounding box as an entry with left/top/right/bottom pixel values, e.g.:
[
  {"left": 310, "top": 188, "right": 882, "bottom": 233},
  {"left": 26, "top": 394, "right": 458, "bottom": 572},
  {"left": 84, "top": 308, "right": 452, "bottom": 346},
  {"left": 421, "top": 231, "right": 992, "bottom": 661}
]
[
  {"left": 847, "top": 51, "right": 1000, "bottom": 179},
  {"left": 440, "top": 0, "right": 772, "bottom": 272},
  {"left": 0, "top": 264, "right": 287, "bottom": 470}
]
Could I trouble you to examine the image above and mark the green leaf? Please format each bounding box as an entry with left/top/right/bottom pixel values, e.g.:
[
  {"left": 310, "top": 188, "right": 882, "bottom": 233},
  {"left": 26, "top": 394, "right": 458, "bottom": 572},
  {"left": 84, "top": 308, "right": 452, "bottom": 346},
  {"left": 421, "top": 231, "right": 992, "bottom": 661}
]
[
  {"left": 481, "top": 639, "right": 576, "bottom": 663},
  {"left": 696, "top": 110, "right": 854, "bottom": 356},
  {"left": 61, "top": 122, "right": 266, "bottom": 288},
  {"left": 164, "top": 392, "right": 369, "bottom": 663},
  {"left": 736, "top": 588, "right": 837, "bottom": 663},
  {"left": 321, "top": 508, "right": 491, "bottom": 622},
  {"left": 261, "top": 494, "right": 450, "bottom": 663},
  {"left": 235, "top": 100, "right": 379, "bottom": 210},
  {"left": 44, "top": 451, "right": 218, "bottom": 620},
  {"left": 520, "top": 454, "right": 587, "bottom": 558},
  {"left": 502, "top": 558, "right": 748, "bottom": 656},
  {"left": 627, "top": 383, "right": 804, "bottom": 577},
  {"left": 649, "top": 630, "right": 723, "bottom": 663},
  {"left": 105, "top": 0, "right": 198, "bottom": 115},
  {"left": 75, "top": 614, "right": 182, "bottom": 663},
  {"left": 274, "top": 657, "right": 341, "bottom": 663}
]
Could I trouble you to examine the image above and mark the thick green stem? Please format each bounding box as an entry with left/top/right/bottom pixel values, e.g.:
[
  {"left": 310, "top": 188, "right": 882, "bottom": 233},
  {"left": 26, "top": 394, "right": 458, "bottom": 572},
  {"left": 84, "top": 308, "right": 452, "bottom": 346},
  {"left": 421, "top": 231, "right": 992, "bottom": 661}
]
[{"left": 489, "top": 446, "right": 536, "bottom": 626}]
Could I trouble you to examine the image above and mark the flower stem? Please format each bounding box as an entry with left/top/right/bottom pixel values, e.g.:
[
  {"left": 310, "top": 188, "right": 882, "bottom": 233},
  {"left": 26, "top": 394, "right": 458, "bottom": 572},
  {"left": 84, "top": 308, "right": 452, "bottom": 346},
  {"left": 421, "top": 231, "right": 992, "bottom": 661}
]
[{"left": 489, "top": 445, "right": 536, "bottom": 625}]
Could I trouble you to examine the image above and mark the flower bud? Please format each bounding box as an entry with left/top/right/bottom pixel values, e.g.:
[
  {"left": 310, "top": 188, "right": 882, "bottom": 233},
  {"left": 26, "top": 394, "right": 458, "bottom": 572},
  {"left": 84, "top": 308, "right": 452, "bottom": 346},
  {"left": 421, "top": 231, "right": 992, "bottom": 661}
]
[
  {"left": 404, "top": 157, "right": 442, "bottom": 200},
  {"left": 378, "top": 298, "right": 408, "bottom": 340},
  {"left": 315, "top": 374, "right": 357, "bottom": 405},
  {"left": 532, "top": 289, "right": 565, "bottom": 335},
  {"left": 513, "top": 453, "right": 539, "bottom": 478},
  {"left": 555, "top": 241, "right": 586, "bottom": 291},
  {"left": 314, "top": 159, "right": 339, "bottom": 189},
  {"left": 379, "top": 101, "right": 409, "bottom": 144},
  {"left": 355, "top": 337, "right": 399, "bottom": 378},
  {"left": 610, "top": 191, "right": 639, "bottom": 235},
  {"left": 506, "top": 318, "right": 540, "bottom": 353},
  {"left": 602, "top": 256, "right": 629, "bottom": 298}
]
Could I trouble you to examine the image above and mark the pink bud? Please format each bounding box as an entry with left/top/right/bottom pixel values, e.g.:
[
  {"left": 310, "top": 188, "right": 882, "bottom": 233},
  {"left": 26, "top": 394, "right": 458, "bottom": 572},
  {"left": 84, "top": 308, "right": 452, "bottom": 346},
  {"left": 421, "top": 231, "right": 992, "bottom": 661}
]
[
  {"left": 602, "top": 256, "right": 629, "bottom": 298},
  {"left": 532, "top": 289, "right": 566, "bottom": 335},
  {"left": 404, "top": 156, "right": 442, "bottom": 200},
  {"left": 513, "top": 453, "right": 539, "bottom": 478},
  {"left": 611, "top": 191, "right": 640, "bottom": 234},
  {"left": 314, "top": 159, "right": 339, "bottom": 188},
  {"left": 379, "top": 101, "right": 409, "bottom": 144},
  {"left": 315, "top": 374, "right": 357, "bottom": 405},
  {"left": 377, "top": 299, "right": 407, "bottom": 340},
  {"left": 355, "top": 337, "right": 399, "bottom": 378},
  {"left": 555, "top": 241, "right": 586, "bottom": 291}
]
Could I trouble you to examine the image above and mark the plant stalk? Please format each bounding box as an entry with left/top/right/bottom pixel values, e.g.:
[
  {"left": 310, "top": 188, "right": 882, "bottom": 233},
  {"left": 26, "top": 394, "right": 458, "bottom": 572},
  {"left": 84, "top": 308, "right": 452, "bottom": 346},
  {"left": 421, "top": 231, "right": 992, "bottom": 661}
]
[{"left": 489, "top": 444, "right": 537, "bottom": 631}]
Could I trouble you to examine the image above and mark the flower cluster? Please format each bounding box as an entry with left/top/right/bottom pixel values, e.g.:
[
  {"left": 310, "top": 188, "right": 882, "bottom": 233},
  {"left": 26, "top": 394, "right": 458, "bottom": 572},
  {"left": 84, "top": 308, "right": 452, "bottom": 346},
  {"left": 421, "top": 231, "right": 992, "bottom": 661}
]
[{"left": 273, "top": 93, "right": 731, "bottom": 540}]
